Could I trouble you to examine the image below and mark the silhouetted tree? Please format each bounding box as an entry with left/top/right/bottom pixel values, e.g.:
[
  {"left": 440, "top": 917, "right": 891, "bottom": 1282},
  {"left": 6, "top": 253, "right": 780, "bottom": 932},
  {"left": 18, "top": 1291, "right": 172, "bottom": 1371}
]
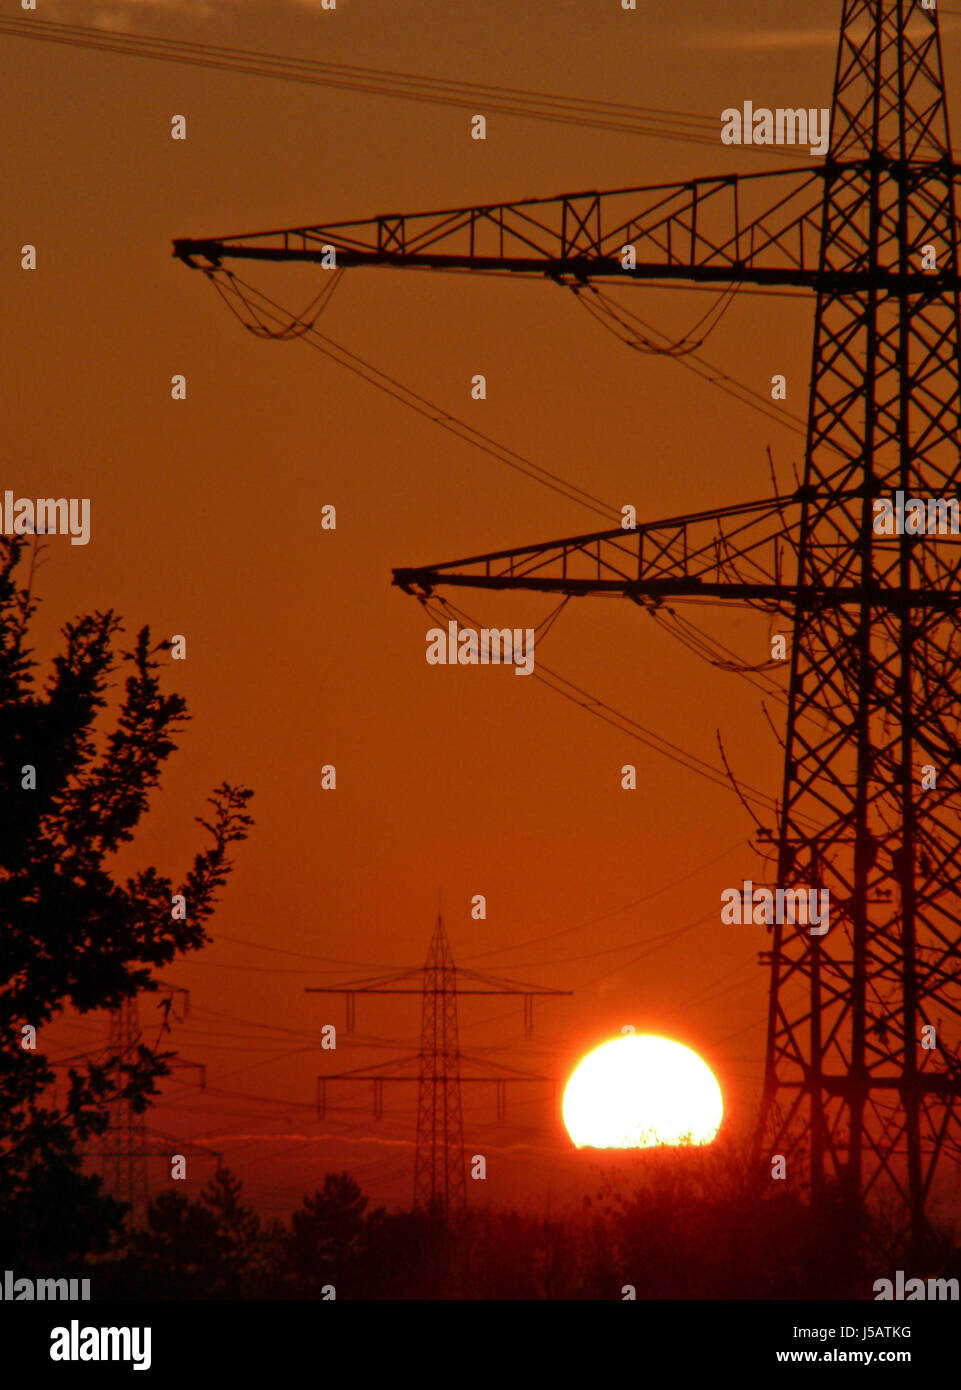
[
  {"left": 201, "top": 1167, "right": 263, "bottom": 1295},
  {"left": 0, "top": 536, "right": 253, "bottom": 1262},
  {"left": 120, "top": 1190, "right": 226, "bottom": 1298},
  {"left": 288, "top": 1172, "right": 380, "bottom": 1296},
  {"left": 102, "top": 1168, "right": 277, "bottom": 1299}
]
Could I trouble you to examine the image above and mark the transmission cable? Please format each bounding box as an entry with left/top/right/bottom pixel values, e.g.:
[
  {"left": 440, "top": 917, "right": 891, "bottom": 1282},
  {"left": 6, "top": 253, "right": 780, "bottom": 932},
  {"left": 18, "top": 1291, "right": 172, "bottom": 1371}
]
[
  {"left": 208, "top": 269, "right": 815, "bottom": 527},
  {"left": 422, "top": 592, "right": 787, "bottom": 818},
  {"left": 460, "top": 835, "right": 748, "bottom": 961},
  {"left": 0, "top": 16, "right": 813, "bottom": 159},
  {"left": 208, "top": 269, "right": 622, "bottom": 523},
  {"left": 569, "top": 281, "right": 812, "bottom": 439}
]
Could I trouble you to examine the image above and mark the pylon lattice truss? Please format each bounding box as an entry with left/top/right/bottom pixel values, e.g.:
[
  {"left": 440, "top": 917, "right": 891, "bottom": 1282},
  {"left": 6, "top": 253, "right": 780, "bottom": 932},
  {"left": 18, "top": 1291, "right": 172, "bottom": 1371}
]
[
  {"left": 309, "top": 918, "right": 568, "bottom": 1217},
  {"left": 102, "top": 997, "right": 149, "bottom": 1223},
  {"left": 415, "top": 915, "right": 466, "bottom": 1214},
  {"left": 177, "top": 2, "right": 961, "bottom": 1240}
]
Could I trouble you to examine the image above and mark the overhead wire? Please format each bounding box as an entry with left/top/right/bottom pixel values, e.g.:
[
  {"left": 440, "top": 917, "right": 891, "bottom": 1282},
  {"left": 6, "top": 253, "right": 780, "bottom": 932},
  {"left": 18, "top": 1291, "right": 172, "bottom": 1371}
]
[
  {"left": 0, "top": 16, "right": 716, "bottom": 139},
  {"left": 203, "top": 934, "right": 401, "bottom": 969},
  {"left": 486, "top": 919, "right": 715, "bottom": 970},
  {"left": 422, "top": 592, "right": 788, "bottom": 819},
  {"left": 569, "top": 282, "right": 812, "bottom": 439},
  {"left": 0, "top": 16, "right": 813, "bottom": 159},
  {"left": 585, "top": 280, "right": 743, "bottom": 358},
  {"left": 209, "top": 270, "right": 622, "bottom": 523},
  {"left": 207, "top": 264, "right": 816, "bottom": 725},
  {"left": 230, "top": 267, "right": 344, "bottom": 339},
  {"left": 460, "top": 835, "right": 749, "bottom": 960},
  {"left": 209, "top": 270, "right": 815, "bottom": 536},
  {"left": 647, "top": 607, "right": 788, "bottom": 702},
  {"left": 160, "top": 835, "right": 750, "bottom": 984},
  {"left": 576, "top": 908, "right": 722, "bottom": 989},
  {"left": 175, "top": 958, "right": 394, "bottom": 976}
]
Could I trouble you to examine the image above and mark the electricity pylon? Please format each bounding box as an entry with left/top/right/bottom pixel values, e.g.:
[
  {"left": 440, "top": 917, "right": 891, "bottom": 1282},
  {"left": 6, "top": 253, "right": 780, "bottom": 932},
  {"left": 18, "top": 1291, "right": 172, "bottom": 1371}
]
[
  {"left": 102, "top": 997, "right": 149, "bottom": 1223},
  {"left": 309, "top": 916, "right": 568, "bottom": 1216},
  {"left": 414, "top": 914, "right": 465, "bottom": 1213},
  {"left": 176, "top": 1, "right": 961, "bottom": 1243},
  {"left": 93, "top": 988, "right": 208, "bottom": 1223}
]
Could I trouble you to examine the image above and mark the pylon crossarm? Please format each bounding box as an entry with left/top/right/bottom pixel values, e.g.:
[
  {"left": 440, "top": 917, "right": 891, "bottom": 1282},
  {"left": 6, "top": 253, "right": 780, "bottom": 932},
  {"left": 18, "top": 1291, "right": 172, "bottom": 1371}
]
[
  {"left": 174, "top": 159, "right": 961, "bottom": 291},
  {"left": 455, "top": 967, "right": 569, "bottom": 995},
  {"left": 393, "top": 490, "right": 961, "bottom": 611},
  {"left": 175, "top": 167, "right": 822, "bottom": 283},
  {"left": 394, "top": 494, "right": 792, "bottom": 601}
]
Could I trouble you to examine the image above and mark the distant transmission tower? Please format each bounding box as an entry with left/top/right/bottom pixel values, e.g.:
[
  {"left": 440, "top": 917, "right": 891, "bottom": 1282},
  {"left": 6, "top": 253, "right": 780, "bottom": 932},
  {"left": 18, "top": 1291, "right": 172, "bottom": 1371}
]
[
  {"left": 102, "top": 997, "right": 149, "bottom": 1224},
  {"left": 93, "top": 986, "right": 208, "bottom": 1223},
  {"left": 310, "top": 916, "right": 568, "bottom": 1216},
  {"left": 414, "top": 915, "right": 466, "bottom": 1212}
]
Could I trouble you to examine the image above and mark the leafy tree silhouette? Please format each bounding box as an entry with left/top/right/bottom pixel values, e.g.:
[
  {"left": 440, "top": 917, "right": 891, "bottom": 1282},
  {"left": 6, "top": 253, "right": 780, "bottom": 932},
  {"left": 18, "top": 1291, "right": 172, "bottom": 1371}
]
[{"left": 0, "top": 536, "right": 253, "bottom": 1264}]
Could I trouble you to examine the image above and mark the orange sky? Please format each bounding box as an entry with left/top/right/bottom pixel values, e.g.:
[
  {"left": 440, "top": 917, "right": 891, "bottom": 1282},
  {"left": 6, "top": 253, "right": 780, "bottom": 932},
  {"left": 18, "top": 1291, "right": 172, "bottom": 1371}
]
[{"left": 7, "top": 0, "right": 961, "bottom": 1218}]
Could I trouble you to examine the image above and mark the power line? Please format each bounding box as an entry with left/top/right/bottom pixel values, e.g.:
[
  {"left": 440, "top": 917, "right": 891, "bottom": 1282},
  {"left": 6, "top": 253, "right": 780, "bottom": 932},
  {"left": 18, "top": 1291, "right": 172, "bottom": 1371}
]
[
  {"left": 576, "top": 908, "right": 722, "bottom": 989},
  {"left": 213, "top": 933, "right": 394, "bottom": 965},
  {"left": 460, "top": 835, "right": 749, "bottom": 960},
  {"left": 210, "top": 271, "right": 622, "bottom": 523},
  {"left": 498, "top": 918, "right": 715, "bottom": 970},
  {"left": 176, "top": 958, "right": 386, "bottom": 976},
  {"left": 648, "top": 607, "right": 788, "bottom": 704},
  {"left": 423, "top": 592, "right": 787, "bottom": 818},
  {"left": 0, "top": 15, "right": 811, "bottom": 159},
  {"left": 209, "top": 271, "right": 812, "bottom": 536},
  {"left": 569, "top": 283, "right": 811, "bottom": 439}
]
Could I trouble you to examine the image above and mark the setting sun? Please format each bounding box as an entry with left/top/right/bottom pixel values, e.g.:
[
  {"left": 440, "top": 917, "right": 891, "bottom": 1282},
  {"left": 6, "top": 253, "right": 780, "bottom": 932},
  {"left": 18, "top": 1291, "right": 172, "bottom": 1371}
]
[{"left": 562, "top": 1035, "right": 724, "bottom": 1149}]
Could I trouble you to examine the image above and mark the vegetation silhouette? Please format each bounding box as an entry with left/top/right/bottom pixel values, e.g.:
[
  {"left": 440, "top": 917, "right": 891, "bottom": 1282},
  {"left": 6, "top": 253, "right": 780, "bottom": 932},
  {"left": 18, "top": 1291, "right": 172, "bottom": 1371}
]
[
  {"left": 0, "top": 535, "right": 253, "bottom": 1267},
  {"left": 91, "top": 1149, "right": 960, "bottom": 1300}
]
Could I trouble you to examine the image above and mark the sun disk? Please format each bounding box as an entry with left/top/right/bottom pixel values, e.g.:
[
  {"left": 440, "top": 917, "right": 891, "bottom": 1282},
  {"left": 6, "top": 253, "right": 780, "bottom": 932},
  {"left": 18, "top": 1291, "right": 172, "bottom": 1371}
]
[{"left": 562, "top": 1034, "right": 723, "bottom": 1149}]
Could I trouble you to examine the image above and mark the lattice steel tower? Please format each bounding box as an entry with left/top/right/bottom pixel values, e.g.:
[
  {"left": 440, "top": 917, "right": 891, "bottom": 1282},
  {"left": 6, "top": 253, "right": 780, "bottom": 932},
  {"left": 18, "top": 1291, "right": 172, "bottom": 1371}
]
[
  {"left": 103, "top": 997, "right": 149, "bottom": 1224},
  {"left": 414, "top": 916, "right": 466, "bottom": 1213},
  {"left": 176, "top": 1, "right": 961, "bottom": 1240},
  {"left": 309, "top": 918, "right": 565, "bottom": 1216},
  {"left": 756, "top": 1, "right": 961, "bottom": 1238}
]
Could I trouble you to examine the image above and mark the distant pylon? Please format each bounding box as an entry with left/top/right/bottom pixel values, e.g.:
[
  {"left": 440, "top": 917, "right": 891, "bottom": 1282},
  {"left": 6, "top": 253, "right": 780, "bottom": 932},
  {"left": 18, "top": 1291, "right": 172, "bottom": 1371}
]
[
  {"left": 309, "top": 919, "right": 568, "bottom": 1217},
  {"left": 414, "top": 916, "right": 466, "bottom": 1214},
  {"left": 102, "top": 996, "right": 149, "bottom": 1224}
]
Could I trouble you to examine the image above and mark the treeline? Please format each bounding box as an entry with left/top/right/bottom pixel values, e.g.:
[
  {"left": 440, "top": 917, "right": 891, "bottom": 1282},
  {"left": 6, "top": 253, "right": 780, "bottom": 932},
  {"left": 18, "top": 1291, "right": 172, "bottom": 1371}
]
[{"left": 6, "top": 1155, "right": 957, "bottom": 1300}]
